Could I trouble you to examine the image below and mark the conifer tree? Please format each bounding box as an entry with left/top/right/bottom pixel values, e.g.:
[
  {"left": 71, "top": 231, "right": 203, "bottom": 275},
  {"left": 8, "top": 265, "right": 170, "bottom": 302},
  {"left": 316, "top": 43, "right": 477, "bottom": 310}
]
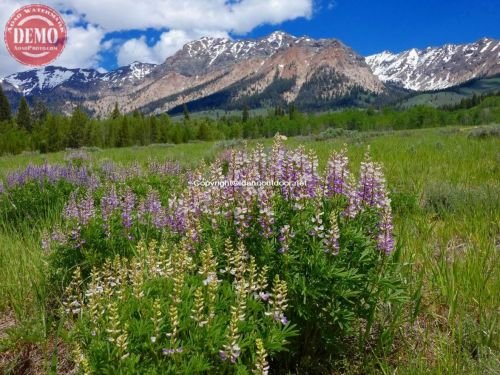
[
  {"left": 111, "top": 102, "right": 121, "bottom": 120},
  {"left": 242, "top": 105, "right": 249, "bottom": 123},
  {"left": 117, "top": 116, "right": 131, "bottom": 147},
  {"left": 68, "top": 107, "right": 87, "bottom": 148},
  {"left": 0, "top": 84, "right": 11, "bottom": 122},
  {"left": 17, "top": 97, "right": 32, "bottom": 132},
  {"left": 183, "top": 103, "right": 190, "bottom": 121}
]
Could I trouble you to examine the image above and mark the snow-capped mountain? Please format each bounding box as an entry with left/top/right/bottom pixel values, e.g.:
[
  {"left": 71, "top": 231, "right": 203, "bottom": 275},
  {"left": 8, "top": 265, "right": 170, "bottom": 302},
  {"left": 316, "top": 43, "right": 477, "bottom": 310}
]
[
  {"left": 1, "top": 62, "right": 156, "bottom": 97},
  {"left": 366, "top": 37, "right": 500, "bottom": 91},
  {"left": 158, "top": 31, "right": 305, "bottom": 75},
  {"left": 1, "top": 33, "right": 499, "bottom": 115}
]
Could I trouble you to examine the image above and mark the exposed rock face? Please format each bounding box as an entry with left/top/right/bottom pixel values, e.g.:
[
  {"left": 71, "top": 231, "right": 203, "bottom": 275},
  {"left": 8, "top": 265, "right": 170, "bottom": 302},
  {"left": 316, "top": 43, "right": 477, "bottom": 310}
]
[
  {"left": 1, "top": 33, "right": 499, "bottom": 115},
  {"left": 366, "top": 37, "right": 500, "bottom": 91}
]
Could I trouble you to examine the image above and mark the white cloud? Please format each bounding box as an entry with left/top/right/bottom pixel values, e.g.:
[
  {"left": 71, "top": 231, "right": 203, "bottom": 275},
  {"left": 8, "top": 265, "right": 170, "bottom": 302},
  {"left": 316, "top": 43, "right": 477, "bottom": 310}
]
[
  {"left": 1, "top": 0, "right": 313, "bottom": 76},
  {"left": 56, "top": 25, "right": 105, "bottom": 69},
  {"left": 53, "top": 0, "right": 313, "bottom": 34}
]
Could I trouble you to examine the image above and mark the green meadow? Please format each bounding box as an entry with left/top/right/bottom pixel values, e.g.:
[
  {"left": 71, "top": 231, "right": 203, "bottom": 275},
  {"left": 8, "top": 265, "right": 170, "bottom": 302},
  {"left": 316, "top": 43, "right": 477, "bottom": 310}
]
[{"left": 0, "top": 125, "right": 498, "bottom": 374}]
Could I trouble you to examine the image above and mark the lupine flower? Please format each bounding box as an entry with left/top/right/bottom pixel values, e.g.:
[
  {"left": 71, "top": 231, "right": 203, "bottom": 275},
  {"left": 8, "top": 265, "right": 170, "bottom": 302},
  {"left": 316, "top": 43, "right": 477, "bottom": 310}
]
[
  {"left": 121, "top": 187, "right": 136, "bottom": 230},
  {"left": 6, "top": 163, "right": 99, "bottom": 190},
  {"left": 64, "top": 192, "right": 80, "bottom": 221},
  {"left": 278, "top": 225, "right": 294, "bottom": 253},
  {"left": 257, "top": 187, "right": 275, "bottom": 238},
  {"left": 324, "top": 211, "right": 340, "bottom": 255},
  {"left": 267, "top": 275, "right": 289, "bottom": 325},
  {"left": 324, "top": 146, "right": 350, "bottom": 197},
  {"left": 309, "top": 208, "right": 325, "bottom": 238},
  {"left": 101, "top": 185, "right": 120, "bottom": 223},
  {"left": 343, "top": 175, "right": 360, "bottom": 219},
  {"left": 140, "top": 189, "right": 166, "bottom": 229},
  {"left": 357, "top": 149, "right": 390, "bottom": 211},
  {"left": 377, "top": 201, "right": 395, "bottom": 254},
  {"left": 79, "top": 192, "right": 95, "bottom": 226},
  {"left": 258, "top": 292, "right": 270, "bottom": 301},
  {"left": 254, "top": 338, "right": 270, "bottom": 375}
]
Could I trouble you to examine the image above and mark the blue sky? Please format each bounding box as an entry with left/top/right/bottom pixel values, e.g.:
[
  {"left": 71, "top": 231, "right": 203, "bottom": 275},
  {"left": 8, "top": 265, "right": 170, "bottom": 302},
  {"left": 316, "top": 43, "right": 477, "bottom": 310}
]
[
  {"left": 1, "top": 0, "right": 499, "bottom": 76},
  {"left": 249, "top": 0, "right": 500, "bottom": 55}
]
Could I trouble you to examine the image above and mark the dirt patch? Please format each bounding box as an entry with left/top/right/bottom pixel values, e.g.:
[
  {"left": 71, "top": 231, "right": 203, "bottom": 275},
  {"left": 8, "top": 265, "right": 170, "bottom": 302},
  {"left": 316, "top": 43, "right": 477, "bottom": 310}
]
[
  {"left": 0, "top": 312, "right": 75, "bottom": 375},
  {"left": 0, "top": 311, "right": 16, "bottom": 341}
]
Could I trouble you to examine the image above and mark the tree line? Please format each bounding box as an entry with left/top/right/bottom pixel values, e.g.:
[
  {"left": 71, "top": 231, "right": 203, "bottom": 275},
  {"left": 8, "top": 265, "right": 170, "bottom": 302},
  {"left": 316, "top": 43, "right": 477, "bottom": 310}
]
[{"left": 0, "top": 84, "right": 499, "bottom": 156}]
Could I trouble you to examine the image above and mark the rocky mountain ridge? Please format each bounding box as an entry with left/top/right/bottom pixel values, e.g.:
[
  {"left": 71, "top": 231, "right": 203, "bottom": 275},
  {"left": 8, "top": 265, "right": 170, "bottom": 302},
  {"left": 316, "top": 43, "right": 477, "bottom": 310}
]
[{"left": 1, "top": 32, "right": 499, "bottom": 115}]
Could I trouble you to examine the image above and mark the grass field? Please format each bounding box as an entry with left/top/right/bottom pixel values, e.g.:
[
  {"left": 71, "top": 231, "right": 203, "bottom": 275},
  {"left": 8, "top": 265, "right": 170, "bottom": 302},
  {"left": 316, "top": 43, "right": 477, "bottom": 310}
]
[{"left": 0, "top": 125, "right": 498, "bottom": 374}]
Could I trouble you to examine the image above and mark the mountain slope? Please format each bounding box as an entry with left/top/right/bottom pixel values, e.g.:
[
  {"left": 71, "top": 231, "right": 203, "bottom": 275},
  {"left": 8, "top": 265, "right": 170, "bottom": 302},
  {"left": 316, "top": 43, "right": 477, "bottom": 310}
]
[
  {"left": 1, "top": 33, "right": 499, "bottom": 115},
  {"left": 366, "top": 37, "right": 500, "bottom": 91}
]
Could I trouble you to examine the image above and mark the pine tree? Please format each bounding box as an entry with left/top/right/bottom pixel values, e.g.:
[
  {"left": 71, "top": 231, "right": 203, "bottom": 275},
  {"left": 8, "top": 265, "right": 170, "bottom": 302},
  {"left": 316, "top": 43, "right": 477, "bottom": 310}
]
[
  {"left": 68, "top": 107, "right": 87, "bottom": 148},
  {"left": 150, "top": 116, "right": 159, "bottom": 143},
  {"left": 0, "top": 84, "right": 11, "bottom": 122},
  {"left": 242, "top": 105, "right": 249, "bottom": 123},
  {"left": 198, "top": 122, "right": 211, "bottom": 141},
  {"left": 183, "top": 103, "right": 190, "bottom": 121},
  {"left": 117, "top": 116, "right": 131, "bottom": 147},
  {"left": 17, "top": 97, "right": 32, "bottom": 132},
  {"left": 111, "top": 102, "right": 121, "bottom": 120},
  {"left": 288, "top": 103, "right": 296, "bottom": 120},
  {"left": 46, "top": 114, "right": 62, "bottom": 152}
]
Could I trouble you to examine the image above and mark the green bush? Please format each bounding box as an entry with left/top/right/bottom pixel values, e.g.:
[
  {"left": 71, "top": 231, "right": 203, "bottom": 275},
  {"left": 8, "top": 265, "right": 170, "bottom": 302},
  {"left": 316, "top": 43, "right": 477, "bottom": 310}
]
[{"left": 64, "top": 241, "right": 296, "bottom": 374}]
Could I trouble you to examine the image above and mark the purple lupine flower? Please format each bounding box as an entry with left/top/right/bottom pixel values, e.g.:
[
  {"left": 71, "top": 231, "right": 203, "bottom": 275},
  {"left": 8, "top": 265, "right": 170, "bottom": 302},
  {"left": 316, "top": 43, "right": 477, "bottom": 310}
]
[
  {"left": 257, "top": 187, "right": 275, "bottom": 238},
  {"left": 357, "top": 150, "right": 390, "bottom": 211},
  {"left": 258, "top": 292, "right": 270, "bottom": 301},
  {"left": 324, "top": 213, "right": 340, "bottom": 255},
  {"left": 101, "top": 185, "right": 120, "bottom": 222},
  {"left": 278, "top": 225, "right": 294, "bottom": 253},
  {"left": 324, "top": 147, "right": 350, "bottom": 197},
  {"left": 165, "top": 196, "right": 187, "bottom": 233},
  {"left": 343, "top": 175, "right": 360, "bottom": 218},
  {"left": 79, "top": 192, "right": 95, "bottom": 226},
  {"left": 0, "top": 181, "right": 4, "bottom": 194},
  {"left": 273, "top": 312, "right": 288, "bottom": 325},
  {"left": 377, "top": 201, "right": 395, "bottom": 254},
  {"left": 63, "top": 192, "right": 80, "bottom": 221},
  {"left": 51, "top": 226, "right": 68, "bottom": 246},
  {"left": 309, "top": 209, "right": 325, "bottom": 238},
  {"left": 5, "top": 163, "right": 98, "bottom": 190},
  {"left": 142, "top": 189, "right": 167, "bottom": 229},
  {"left": 219, "top": 350, "right": 228, "bottom": 361},
  {"left": 121, "top": 187, "right": 136, "bottom": 229},
  {"left": 270, "top": 134, "right": 286, "bottom": 181}
]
